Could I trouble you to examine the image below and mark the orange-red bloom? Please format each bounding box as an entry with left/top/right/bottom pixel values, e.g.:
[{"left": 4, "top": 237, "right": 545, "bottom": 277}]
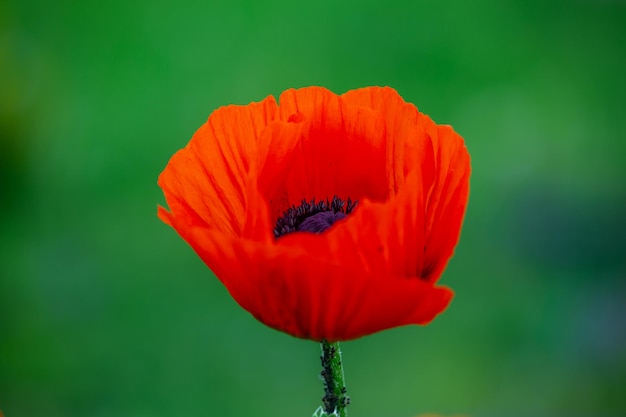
[{"left": 158, "top": 86, "right": 470, "bottom": 341}]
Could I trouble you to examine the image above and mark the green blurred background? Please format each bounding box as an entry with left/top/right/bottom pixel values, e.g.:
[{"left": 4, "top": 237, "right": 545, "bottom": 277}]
[{"left": 1, "top": 0, "right": 625, "bottom": 416}]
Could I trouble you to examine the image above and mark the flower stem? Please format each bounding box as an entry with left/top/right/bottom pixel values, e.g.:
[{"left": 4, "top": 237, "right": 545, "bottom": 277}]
[{"left": 319, "top": 340, "right": 349, "bottom": 417}]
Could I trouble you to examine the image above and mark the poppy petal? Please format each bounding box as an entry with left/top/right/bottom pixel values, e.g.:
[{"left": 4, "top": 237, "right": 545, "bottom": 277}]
[
  {"left": 166, "top": 215, "right": 453, "bottom": 341},
  {"left": 341, "top": 86, "right": 434, "bottom": 195},
  {"left": 342, "top": 86, "right": 470, "bottom": 282},
  {"left": 254, "top": 87, "right": 389, "bottom": 223},
  {"left": 159, "top": 96, "right": 278, "bottom": 235},
  {"left": 422, "top": 124, "right": 471, "bottom": 281}
]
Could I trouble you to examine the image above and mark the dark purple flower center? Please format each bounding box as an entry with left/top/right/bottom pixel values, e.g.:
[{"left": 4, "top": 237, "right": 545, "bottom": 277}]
[
  {"left": 298, "top": 211, "right": 347, "bottom": 233},
  {"left": 273, "top": 196, "right": 357, "bottom": 239}
]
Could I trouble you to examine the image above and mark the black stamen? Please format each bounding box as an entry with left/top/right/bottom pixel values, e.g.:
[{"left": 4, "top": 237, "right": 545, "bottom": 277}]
[{"left": 273, "top": 196, "right": 358, "bottom": 239}]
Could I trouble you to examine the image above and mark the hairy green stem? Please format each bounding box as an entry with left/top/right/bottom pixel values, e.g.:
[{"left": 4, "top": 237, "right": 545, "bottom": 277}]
[{"left": 319, "top": 340, "right": 349, "bottom": 417}]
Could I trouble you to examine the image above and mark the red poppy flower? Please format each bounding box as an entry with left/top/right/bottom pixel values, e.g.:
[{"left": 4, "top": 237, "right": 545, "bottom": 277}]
[{"left": 158, "top": 86, "right": 470, "bottom": 342}]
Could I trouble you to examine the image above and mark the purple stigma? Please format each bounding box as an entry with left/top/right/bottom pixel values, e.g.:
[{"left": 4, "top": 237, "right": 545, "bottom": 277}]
[
  {"left": 273, "top": 196, "right": 358, "bottom": 239},
  {"left": 297, "top": 211, "right": 347, "bottom": 234}
]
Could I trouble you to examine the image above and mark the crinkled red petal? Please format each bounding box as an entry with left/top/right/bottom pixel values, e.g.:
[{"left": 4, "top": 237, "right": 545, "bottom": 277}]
[
  {"left": 158, "top": 96, "right": 278, "bottom": 235},
  {"left": 160, "top": 210, "right": 453, "bottom": 341}
]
